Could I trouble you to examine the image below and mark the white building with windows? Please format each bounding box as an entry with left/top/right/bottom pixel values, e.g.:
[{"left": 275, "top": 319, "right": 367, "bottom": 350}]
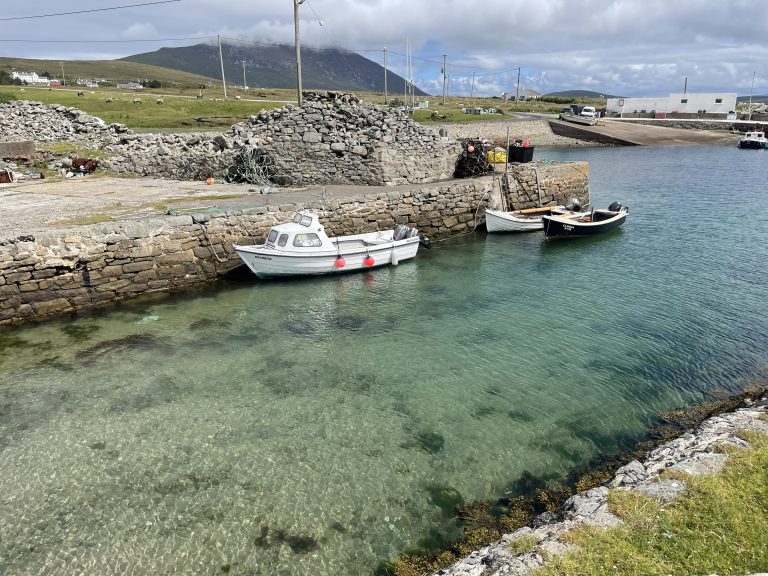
[
  {"left": 607, "top": 93, "right": 737, "bottom": 118},
  {"left": 11, "top": 71, "right": 49, "bottom": 85}
]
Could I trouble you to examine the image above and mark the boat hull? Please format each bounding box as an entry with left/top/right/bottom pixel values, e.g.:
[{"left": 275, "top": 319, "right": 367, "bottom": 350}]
[
  {"left": 737, "top": 140, "right": 767, "bottom": 149},
  {"left": 542, "top": 210, "right": 627, "bottom": 239},
  {"left": 485, "top": 209, "right": 544, "bottom": 232},
  {"left": 234, "top": 237, "right": 421, "bottom": 277}
]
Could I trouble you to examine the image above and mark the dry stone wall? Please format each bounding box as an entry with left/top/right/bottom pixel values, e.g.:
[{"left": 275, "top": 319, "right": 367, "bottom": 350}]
[
  {"left": 3, "top": 95, "right": 461, "bottom": 186},
  {"left": 100, "top": 133, "right": 237, "bottom": 179},
  {"left": 223, "top": 91, "right": 461, "bottom": 186}
]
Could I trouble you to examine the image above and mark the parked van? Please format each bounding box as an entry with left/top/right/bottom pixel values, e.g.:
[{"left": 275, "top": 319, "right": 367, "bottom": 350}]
[{"left": 581, "top": 106, "right": 596, "bottom": 118}]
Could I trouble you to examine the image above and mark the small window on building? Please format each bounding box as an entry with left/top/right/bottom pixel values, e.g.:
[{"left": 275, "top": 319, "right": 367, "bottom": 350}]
[
  {"left": 278, "top": 234, "right": 289, "bottom": 247},
  {"left": 715, "top": 98, "right": 722, "bottom": 103},
  {"left": 267, "top": 229, "right": 278, "bottom": 244},
  {"left": 680, "top": 99, "right": 688, "bottom": 103},
  {"left": 293, "top": 233, "right": 322, "bottom": 247}
]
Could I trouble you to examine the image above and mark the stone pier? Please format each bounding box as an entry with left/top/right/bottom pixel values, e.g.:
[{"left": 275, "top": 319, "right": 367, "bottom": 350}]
[{"left": 0, "top": 162, "right": 588, "bottom": 326}]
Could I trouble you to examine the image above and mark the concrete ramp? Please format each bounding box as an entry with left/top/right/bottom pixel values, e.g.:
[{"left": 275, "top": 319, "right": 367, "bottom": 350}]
[{"left": 550, "top": 119, "right": 740, "bottom": 146}]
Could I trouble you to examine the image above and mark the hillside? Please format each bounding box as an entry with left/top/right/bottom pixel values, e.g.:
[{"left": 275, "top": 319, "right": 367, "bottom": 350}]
[
  {"left": 0, "top": 57, "right": 215, "bottom": 86},
  {"left": 121, "top": 42, "right": 427, "bottom": 96},
  {"left": 736, "top": 95, "right": 768, "bottom": 104}
]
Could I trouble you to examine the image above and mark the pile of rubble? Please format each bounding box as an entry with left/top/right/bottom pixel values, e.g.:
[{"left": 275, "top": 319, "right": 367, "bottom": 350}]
[
  {"left": 100, "top": 132, "right": 237, "bottom": 180},
  {"left": 223, "top": 91, "right": 461, "bottom": 186},
  {"left": 3, "top": 93, "right": 463, "bottom": 186},
  {"left": 0, "top": 100, "right": 131, "bottom": 146}
]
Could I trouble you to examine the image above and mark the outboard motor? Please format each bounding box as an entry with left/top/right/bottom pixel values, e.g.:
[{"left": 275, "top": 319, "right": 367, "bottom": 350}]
[
  {"left": 418, "top": 234, "right": 432, "bottom": 249},
  {"left": 392, "top": 224, "right": 408, "bottom": 241},
  {"left": 564, "top": 198, "right": 582, "bottom": 212},
  {"left": 608, "top": 201, "right": 623, "bottom": 212}
]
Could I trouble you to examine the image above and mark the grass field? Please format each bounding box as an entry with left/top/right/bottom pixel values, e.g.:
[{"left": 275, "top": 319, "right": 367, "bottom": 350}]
[
  {"left": 2, "top": 80, "right": 605, "bottom": 130},
  {"left": 1, "top": 85, "right": 285, "bottom": 130}
]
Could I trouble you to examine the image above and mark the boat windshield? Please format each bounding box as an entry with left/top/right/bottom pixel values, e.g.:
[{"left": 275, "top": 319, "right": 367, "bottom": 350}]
[
  {"left": 293, "top": 213, "right": 313, "bottom": 227},
  {"left": 267, "top": 229, "right": 278, "bottom": 244},
  {"left": 293, "top": 233, "right": 322, "bottom": 247}
]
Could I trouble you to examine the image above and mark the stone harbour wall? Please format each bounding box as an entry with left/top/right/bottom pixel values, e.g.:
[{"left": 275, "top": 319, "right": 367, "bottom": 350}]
[
  {"left": 0, "top": 160, "right": 587, "bottom": 326},
  {"left": 0, "top": 178, "right": 496, "bottom": 325},
  {"left": 503, "top": 161, "right": 590, "bottom": 211}
]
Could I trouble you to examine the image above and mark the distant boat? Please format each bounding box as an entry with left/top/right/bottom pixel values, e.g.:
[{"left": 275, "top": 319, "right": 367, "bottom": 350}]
[
  {"left": 234, "top": 211, "right": 430, "bottom": 278},
  {"left": 737, "top": 131, "right": 768, "bottom": 149},
  {"left": 542, "top": 202, "right": 628, "bottom": 239}
]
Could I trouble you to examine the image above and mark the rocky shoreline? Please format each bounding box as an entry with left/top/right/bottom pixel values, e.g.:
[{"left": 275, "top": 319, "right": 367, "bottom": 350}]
[{"left": 432, "top": 392, "right": 768, "bottom": 576}]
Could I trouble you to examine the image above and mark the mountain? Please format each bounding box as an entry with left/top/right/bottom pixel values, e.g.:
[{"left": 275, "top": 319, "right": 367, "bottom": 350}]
[
  {"left": 121, "top": 43, "right": 427, "bottom": 96},
  {"left": 545, "top": 90, "right": 620, "bottom": 99}
]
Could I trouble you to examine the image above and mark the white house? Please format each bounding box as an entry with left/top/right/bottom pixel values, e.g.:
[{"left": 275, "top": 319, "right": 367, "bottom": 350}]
[
  {"left": 11, "top": 71, "right": 49, "bottom": 85},
  {"left": 502, "top": 88, "right": 542, "bottom": 101},
  {"left": 607, "top": 93, "right": 737, "bottom": 118}
]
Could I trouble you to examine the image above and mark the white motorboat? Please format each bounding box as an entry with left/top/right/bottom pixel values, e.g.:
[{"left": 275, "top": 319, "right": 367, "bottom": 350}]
[
  {"left": 485, "top": 202, "right": 584, "bottom": 233},
  {"left": 233, "top": 211, "right": 430, "bottom": 278},
  {"left": 737, "top": 131, "right": 768, "bottom": 149}
]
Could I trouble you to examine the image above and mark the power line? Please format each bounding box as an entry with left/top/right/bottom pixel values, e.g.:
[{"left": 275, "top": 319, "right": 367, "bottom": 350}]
[{"left": 0, "top": 0, "right": 181, "bottom": 21}]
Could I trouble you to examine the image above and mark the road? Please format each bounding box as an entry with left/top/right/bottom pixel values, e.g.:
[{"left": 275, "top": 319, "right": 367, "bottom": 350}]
[{"left": 550, "top": 118, "right": 740, "bottom": 146}]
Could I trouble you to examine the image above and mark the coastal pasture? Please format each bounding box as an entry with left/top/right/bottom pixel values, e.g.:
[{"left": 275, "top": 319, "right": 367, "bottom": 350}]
[{"left": 0, "top": 86, "right": 281, "bottom": 129}]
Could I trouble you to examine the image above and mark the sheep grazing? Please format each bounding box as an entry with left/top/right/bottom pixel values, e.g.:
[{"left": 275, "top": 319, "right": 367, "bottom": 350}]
[
  {"left": 235, "top": 95, "right": 241, "bottom": 100},
  {"left": 156, "top": 98, "right": 164, "bottom": 104},
  {"left": 105, "top": 97, "right": 113, "bottom": 103},
  {"left": 133, "top": 98, "right": 142, "bottom": 104},
  {"left": 77, "top": 91, "right": 84, "bottom": 96}
]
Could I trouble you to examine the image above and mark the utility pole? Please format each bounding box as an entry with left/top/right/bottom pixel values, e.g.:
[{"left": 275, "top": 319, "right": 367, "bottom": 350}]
[
  {"left": 383, "top": 47, "right": 388, "bottom": 104},
  {"left": 59, "top": 62, "right": 65, "bottom": 86},
  {"left": 217, "top": 35, "right": 227, "bottom": 99},
  {"left": 470, "top": 72, "right": 475, "bottom": 98},
  {"left": 405, "top": 38, "right": 409, "bottom": 107},
  {"left": 293, "top": 0, "right": 305, "bottom": 106},
  {"left": 748, "top": 71, "right": 756, "bottom": 121},
  {"left": 442, "top": 54, "right": 447, "bottom": 106},
  {"left": 515, "top": 67, "right": 520, "bottom": 104},
  {"left": 241, "top": 60, "right": 247, "bottom": 89},
  {"left": 683, "top": 76, "right": 687, "bottom": 94}
]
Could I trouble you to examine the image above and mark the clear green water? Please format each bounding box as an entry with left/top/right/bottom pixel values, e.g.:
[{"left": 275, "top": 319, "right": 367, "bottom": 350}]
[{"left": 1, "top": 145, "right": 767, "bottom": 575}]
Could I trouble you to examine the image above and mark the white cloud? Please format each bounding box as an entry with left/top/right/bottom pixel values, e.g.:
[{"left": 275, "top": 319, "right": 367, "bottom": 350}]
[
  {"left": 121, "top": 23, "right": 160, "bottom": 41},
  {"left": 3, "top": 0, "right": 767, "bottom": 96}
]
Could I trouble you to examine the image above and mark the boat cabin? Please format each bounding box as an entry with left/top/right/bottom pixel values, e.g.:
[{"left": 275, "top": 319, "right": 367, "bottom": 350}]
[{"left": 264, "top": 212, "right": 334, "bottom": 252}]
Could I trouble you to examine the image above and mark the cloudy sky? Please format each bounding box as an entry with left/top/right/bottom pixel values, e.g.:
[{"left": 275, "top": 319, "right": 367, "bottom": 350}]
[{"left": 3, "top": 0, "right": 767, "bottom": 98}]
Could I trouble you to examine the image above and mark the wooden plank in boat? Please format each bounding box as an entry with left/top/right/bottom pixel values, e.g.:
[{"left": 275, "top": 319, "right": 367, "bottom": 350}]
[{"left": 511, "top": 206, "right": 558, "bottom": 215}]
